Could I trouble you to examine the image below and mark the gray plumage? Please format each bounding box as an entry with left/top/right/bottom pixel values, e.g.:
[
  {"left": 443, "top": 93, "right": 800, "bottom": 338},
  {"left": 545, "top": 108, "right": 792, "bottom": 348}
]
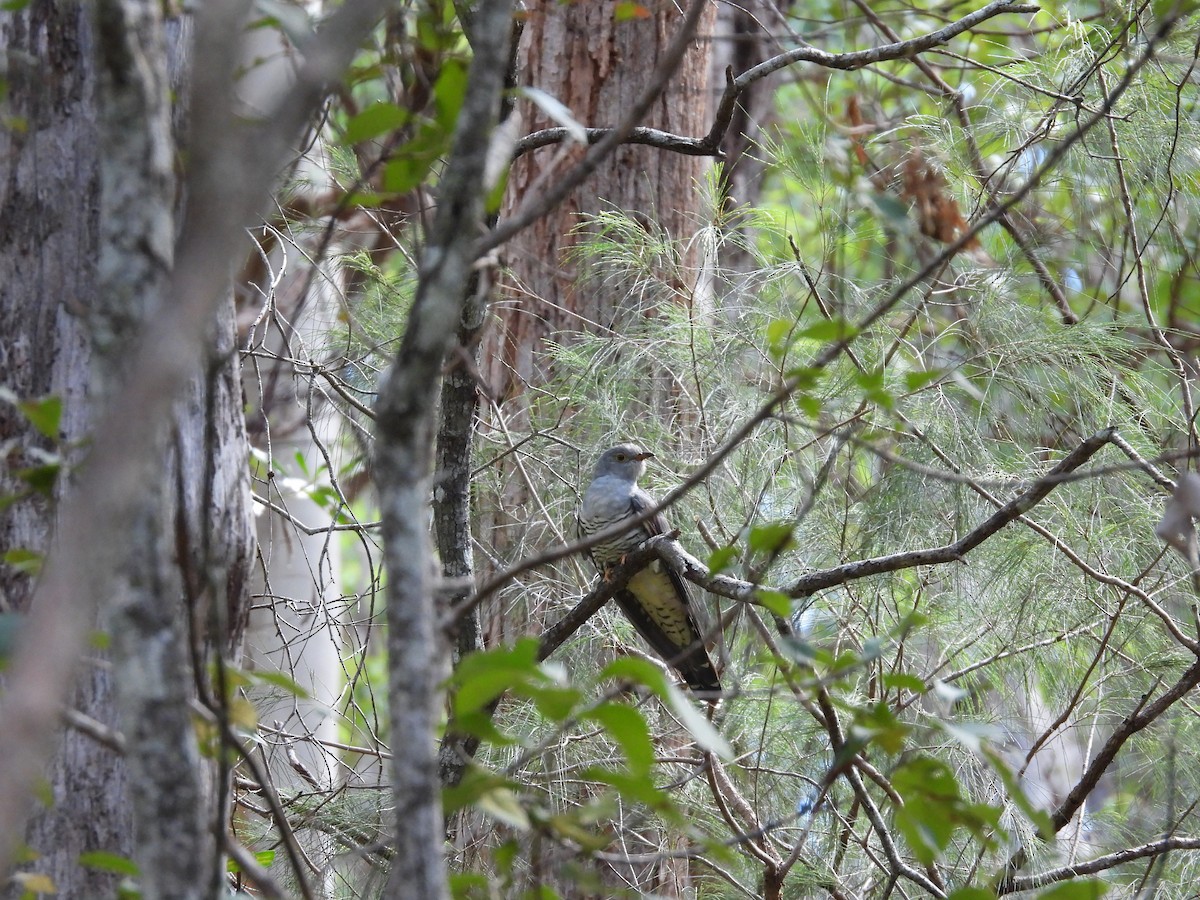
[{"left": 578, "top": 444, "right": 721, "bottom": 693}]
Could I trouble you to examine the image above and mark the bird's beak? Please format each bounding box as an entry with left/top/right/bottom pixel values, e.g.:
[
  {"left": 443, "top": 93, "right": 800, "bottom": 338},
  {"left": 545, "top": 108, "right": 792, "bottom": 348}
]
[{"left": 635, "top": 451, "right": 655, "bottom": 461}]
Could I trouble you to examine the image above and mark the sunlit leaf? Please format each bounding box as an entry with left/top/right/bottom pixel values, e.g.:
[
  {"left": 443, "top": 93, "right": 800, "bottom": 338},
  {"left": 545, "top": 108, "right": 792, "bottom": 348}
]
[
  {"left": 747, "top": 522, "right": 794, "bottom": 555},
  {"left": 518, "top": 87, "right": 588, "bottom": 145},
  {"left": 12, "top": 871, "right": 56, "bottom": 894},
  {"left": 18, "top": 394, "right": 62, "bottom": 439},
  {"left": 477, "top": 786, "right": 531, "bottom": 830},
  {"left": 2, "top": 548, "right": 42, "bottom": 576},
  {"left": 225, "top": 849, "right": 275, "bottom": 874}
]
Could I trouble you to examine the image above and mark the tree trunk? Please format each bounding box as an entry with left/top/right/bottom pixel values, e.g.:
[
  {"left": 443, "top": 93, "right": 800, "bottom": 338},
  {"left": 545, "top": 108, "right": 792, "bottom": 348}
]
[
  {"left": 470, "top": 3, "right": 716, "bottom": 895},
  {"left": 0, "top": 3, "right": 254, "bottom": 896},
  {"left": 0, "top": 5, "right": 130, "bottom": 896},
  {"left": 375, "top": 0, "right": 514, "bottom": 893},
  {"left": 484, "top": 0, "right": 715, "bottom": 402},
  {"left": 477, "top": 0, "right": 717, "bottom": 644}
]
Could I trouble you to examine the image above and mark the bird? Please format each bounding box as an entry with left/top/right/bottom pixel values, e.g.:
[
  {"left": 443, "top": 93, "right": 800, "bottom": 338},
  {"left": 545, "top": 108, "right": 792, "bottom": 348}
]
[{"left": 577, "top": 443, "right": 722, "bottom": 694}]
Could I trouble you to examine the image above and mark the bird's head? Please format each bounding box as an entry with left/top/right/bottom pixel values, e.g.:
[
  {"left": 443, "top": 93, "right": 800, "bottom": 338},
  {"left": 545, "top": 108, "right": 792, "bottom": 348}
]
[{"left": 593, "top": 443, "right": 654, "bottom": 481}]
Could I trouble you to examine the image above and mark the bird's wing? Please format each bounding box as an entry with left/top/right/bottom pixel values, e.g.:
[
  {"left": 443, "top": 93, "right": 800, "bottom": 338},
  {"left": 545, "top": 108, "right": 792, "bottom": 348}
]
[
  {"left": 629, "top": 486, "right": 673, "bottom": 539},
  {"left": 617, "top": 490, "right": 721, "bottom": 692},
  {"left": 575, "top": 506, "right": 598, "bottom": 569}
]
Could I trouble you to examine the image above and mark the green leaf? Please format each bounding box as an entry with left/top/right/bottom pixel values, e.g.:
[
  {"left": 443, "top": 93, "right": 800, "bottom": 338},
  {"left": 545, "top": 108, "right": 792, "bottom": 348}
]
[
  {"left": 79, "top": 851, "right": 140, "bottom": 877},
  {"left": 755, "top": 589, "right": 792, "bottom": 618},
  {"left": 856, "top": 367, "right": 893, "bottom": 409},
  {"left": 707, "top": 545, "right": 739, "bottom": 575},
  {"left": 443, "top": 767, "right": 514, "bottom": 816},
  {"left": 766, "top": 318, "right": 795, "bottom": 355},
  {"left": 796, "top": 392, "right": 823, "bottom": 418},
  {"left": 600, "top": 656, "right": 670, "bottom": 694},
  {"left": 343, "top": 102, "right": 410, "bottom": 144},
  {"left": 16, "top": 462, "right": 60, "bottom": 495},
  {"left": 747, "top": 522, "right": 794, "bottom": 555},
  {"left": 895, "top": 795, "right": 953, "bottom": 865},
  {"left": 904, "top": 369, "right": 942, "bottom": 391},
  {"left": 872, "top": 192, "right": 911, "bottom": 222},
  {"left": 249, "top": 669, "right": 311, "bottom": 699},
  {"left": 881, "top": 672, "right": 925, "bottom": 693},
  {"left": 384, "top": 153, "right": 437, "bottom": 194},
  {"left": 983, "top": 747, "right": 1055, "bottom": 839},
  {"left": 18, "top": 395, "right": 63, "bottom": 440},
  {"left": 583, "top": 767, "right": 670, "bottom": 810},
  {"left": 613, "top": 0, "right": 651, "bottom": 19},
  {"left": 484, "top": 163, "right": 510, "bottom": 215},
  {"left": 225, "top": 849, "right": 275, "bottom": 874},
  {"left": 893, "top": 756, "right": 960, "bottom": 799},
  {"left": 947, "top": 888, "right": 996, "bottom": 900},
  {"left": 1036, "top": 880, "right": 1108, "bottom": 900},
  {"left": 785, "top": 364, "right": 824, "bottom": 390},
  {"left": 780, "top": 635, "right": 830, "bottom": 668},
  {"left": 449, "top": 872, "right": 490, "bottom": 899},
  {"left": 434, "top": 59, "right": 469, "bottom": 130},
  {"left": 585, "top": 702, "right": 655, "bottom": 775},
  {"left": 600, "top": 658, "right": 732, "bottom": 759},
  {"left": 797, "top": 318, "right": 857, "bottom": 342},
  {"left": 1152, "top": 0, "right": 1200, "bottom": 22},
  {"left": 452, "top": 639, "right": 542, "bottom": 715},
  {"left": 850, "top": 701, "right": 910, "bottom": 754},
  {"left": 3, "top": 548, "right": 42, "bottom": 577},
  {"left": 527, "top": 684, "right": 582, "bottom": 722}
]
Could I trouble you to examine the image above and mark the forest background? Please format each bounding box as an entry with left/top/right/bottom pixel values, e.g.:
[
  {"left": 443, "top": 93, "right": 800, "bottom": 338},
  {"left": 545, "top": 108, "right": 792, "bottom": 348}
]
[{"left": 3, "top": 0, "right": 1200, "bottom": 898}]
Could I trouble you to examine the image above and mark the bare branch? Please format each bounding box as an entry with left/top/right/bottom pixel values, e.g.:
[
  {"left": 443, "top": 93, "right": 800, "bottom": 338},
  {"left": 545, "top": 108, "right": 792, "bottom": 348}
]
[
  {"left": 505, "top": 1, "right": 1038, "bottom": 164},
  {"left": 1002, "top": 835, "right": 1200, "bottom": 893},
  {"left": 998, "top": 657, "right": 1200, "bottom": 891}
]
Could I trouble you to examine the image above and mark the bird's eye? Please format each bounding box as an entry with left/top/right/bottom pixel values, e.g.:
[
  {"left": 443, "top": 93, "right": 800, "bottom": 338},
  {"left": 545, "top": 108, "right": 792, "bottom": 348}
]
[{"left": 615, "top": 453, "right": 627, "bottom": 462}]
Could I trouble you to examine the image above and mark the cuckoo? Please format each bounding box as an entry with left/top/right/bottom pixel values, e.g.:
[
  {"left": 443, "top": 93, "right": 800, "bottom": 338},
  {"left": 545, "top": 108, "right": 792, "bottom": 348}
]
[{"left": 577, "top": 444, "right": 721, "bottom": 693}]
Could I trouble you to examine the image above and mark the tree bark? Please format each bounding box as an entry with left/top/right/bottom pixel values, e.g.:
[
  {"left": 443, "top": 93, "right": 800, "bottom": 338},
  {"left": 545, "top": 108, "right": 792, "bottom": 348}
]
[
  {"left": 483, "top": 0, "right": 716, "bottom": 403},
  {"left": 477, "top": 0, "right": 717, "bottom": 646},
  {"left": 472, "top": 6, "right": 716, "bottom": 893},
  {"left": 374, "top": 0, "right": 513, "bottom": 893},
  {"left": 0, "top": 2, "right": 255, "bottom": 896},
  {"left": 0, "top": 4, "right": 131, "bottom": 897}
]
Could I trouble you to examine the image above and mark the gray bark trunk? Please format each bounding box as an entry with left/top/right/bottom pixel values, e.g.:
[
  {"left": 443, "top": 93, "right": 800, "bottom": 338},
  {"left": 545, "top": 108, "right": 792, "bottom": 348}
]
[
  {"left": 0, "top": 4, "right": 131, "bottom": 897},
  {"left": 374, "top": 0, "right": 513, "bottom": 893},
  {"left": 0, "top": 2, "right": 254, "bottom": 896}
]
